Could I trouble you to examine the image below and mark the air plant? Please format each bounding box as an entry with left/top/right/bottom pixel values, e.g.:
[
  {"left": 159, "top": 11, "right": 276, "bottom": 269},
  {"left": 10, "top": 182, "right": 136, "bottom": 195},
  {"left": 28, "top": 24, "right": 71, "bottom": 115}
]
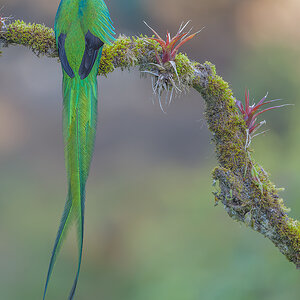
[
  {"left": 236, "top": 89, "right": 291, "bottom": 187},
  {"left": 143, "top": 21, "right": 202, "bottom": 112},
  {"left": 144, "top": 20, "right": 202, "bottom": 65},
  {"left": 235, "top": 89, "right": 290, "bottom": 136}
]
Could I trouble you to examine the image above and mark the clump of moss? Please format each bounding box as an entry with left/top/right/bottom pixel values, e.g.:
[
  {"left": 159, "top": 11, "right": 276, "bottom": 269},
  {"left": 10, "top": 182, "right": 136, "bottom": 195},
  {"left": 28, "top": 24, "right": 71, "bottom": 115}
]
[
  {"left": 286, "top": 219, "right": 300, "bottom": 250},
  {"left": 99, "top": 35, "right": 162, "bottom": 76},
  {"left": 4, "top": 20, "right": 56, "bottom": 57},
  {"left": 132, "top": 35, "right": 161, "bottom": 66},
  {"left": 99, "top": 35, "right": 135, "bottom": 76},
  {"left": 98, "top": 45, "right": 115, "bottom": 76},
  {"left": 174, "top": 52, "right": 196, "bottom": 89},
  {"left": 201, "top": 63, "right": 247, "bottom": 174}
]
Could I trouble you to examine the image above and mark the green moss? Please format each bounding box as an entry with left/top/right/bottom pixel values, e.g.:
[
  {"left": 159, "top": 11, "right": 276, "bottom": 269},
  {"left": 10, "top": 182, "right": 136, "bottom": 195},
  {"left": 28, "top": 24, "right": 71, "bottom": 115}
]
[
  {"left": 99, "top": 35, "right": 162, "bottom": 76},
  {"left": 203, "top": 69, "right": 247, "bottom": 172},
  {"left": 277, "top": 198, "right": 291, "bottom": 213},
  {"left": 132, "top": 35, "right": 161, "bottom": 64},
  {"left": 98, "top": 48, "right": 115, "bottom": 76},
  {"left": 285, "top": 218, "right": 300, "bottom": 251},
  {"left": 99, "top": 35, "right": 135, "bottom": 76},
  {"left": 4, "top": 20, "right": 56, "bottom": 56},
  {"left": 204, "top": 61, "right": 217, "bottom": 76},
  {"left": 174, "top": 53, "right": 194, "bottom": 76}
]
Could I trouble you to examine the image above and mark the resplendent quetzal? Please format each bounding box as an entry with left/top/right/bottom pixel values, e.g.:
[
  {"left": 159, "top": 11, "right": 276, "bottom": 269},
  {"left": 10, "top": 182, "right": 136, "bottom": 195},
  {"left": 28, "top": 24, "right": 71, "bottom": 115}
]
[{"left": 43, "top": 1, "right": 115, "bottom": 299}]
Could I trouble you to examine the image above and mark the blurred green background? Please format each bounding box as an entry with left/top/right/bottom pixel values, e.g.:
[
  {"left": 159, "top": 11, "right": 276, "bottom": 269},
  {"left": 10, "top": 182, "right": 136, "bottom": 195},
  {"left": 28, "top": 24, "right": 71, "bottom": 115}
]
[{"left": 1, "top": 0, "right": 300, "bottom": 299}]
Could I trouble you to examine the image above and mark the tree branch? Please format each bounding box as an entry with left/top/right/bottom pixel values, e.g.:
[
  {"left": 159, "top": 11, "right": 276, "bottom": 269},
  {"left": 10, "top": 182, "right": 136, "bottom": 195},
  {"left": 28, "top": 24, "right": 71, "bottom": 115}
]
[{"left": 1, "top": 20, "right": 299, "bottom": 267}]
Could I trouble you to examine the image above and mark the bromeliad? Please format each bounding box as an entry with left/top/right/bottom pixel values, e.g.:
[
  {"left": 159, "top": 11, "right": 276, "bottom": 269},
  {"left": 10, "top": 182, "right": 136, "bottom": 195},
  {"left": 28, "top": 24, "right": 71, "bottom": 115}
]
[
  {"left": 144, "top": 21, "right": 202, "bottom": 112},
  {"left": 43, "top": 1, "right": 115, "bottom": 299},
  {"left": 235, "top": 89, "right": 290, "bottom": 136},
  {"left": 144, "top": 20, "right": 202, "bottom": 65},
  {"left": 235, "top": 89, "right": 291, "bottom": 186}
]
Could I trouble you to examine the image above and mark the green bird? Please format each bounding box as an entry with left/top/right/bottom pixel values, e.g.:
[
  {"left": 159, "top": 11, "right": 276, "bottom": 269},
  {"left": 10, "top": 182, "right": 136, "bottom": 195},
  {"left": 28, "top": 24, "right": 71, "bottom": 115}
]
[{"left": 43, "top": 1, "right": 115, "bottom": 299}]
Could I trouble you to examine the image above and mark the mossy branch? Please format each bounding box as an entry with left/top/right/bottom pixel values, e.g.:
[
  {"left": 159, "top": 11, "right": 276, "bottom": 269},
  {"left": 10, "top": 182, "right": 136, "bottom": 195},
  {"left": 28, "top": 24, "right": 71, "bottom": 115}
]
[{"left": 1, "top": 20, "right": 300, "bottom": 267}]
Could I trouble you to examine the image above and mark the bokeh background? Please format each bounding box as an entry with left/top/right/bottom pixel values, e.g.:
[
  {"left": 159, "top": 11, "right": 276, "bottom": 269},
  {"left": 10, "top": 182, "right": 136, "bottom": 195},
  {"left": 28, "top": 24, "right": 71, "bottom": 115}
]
[{"left": 1, "top": 0, "right": 300, "bottom": 299}]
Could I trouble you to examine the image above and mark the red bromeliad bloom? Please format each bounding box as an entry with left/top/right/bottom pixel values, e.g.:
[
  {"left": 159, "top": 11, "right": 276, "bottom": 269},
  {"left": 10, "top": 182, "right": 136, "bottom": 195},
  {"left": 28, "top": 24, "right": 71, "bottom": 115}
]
[
  {"left": 235, "top": 89, "right": 288, "bottom": 134},
  {"left": 144, "top": 21, "right": 202, "bottom": 64}
]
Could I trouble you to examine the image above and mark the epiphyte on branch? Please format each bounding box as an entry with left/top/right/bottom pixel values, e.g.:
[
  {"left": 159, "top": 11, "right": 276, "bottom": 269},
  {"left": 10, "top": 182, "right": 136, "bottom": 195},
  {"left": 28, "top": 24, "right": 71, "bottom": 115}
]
[
  {"left": 235, "top": 89, "right": 291, "bottom": 137},
  {"left": 143, "top": 21, "right": 203, "bottom": 112}
]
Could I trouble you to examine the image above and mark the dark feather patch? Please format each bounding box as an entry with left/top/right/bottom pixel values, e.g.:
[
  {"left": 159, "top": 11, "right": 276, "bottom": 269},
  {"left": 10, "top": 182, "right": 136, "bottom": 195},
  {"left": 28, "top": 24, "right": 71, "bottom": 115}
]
[
  {"left": 79, "top": 30, "right": 104, "bottom": 80},
  {"left": 58, "top": 34, "right": 75, "bottom": 78}
]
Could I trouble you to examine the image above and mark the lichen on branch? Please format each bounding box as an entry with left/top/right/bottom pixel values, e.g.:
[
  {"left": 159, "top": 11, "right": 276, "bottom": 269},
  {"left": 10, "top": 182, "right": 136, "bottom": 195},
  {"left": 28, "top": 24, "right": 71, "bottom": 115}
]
[{"left": 1, "top": 19, "right": 299, "bottom": 267}]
